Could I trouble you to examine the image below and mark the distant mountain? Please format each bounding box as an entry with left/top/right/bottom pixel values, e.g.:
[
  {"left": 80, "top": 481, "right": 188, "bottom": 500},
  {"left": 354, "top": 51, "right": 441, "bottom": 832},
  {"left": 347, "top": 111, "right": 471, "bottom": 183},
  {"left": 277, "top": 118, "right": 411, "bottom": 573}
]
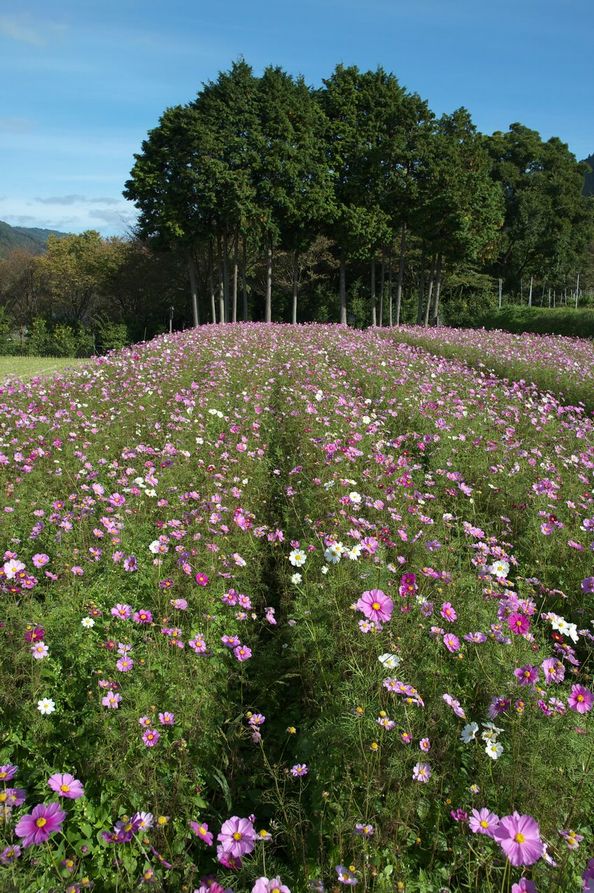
[
  {"left": 583, "top": 154, "right": 594, "bottom": 196},
  {"left": 0, "top": 220, "right": 70, "bottom": 258}
]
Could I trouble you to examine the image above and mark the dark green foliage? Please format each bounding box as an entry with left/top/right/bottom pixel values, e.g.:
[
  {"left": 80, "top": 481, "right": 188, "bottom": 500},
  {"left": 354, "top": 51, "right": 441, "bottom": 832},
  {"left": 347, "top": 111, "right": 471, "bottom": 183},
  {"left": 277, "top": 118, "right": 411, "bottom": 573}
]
[{"left": 474, "top": 305, "right": 594, "bottom": 337}]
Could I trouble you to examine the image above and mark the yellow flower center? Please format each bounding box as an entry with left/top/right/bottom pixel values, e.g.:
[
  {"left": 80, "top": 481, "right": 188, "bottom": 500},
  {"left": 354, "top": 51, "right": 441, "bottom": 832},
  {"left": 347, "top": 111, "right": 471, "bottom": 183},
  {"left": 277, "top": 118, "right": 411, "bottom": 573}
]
[
  {"left": 36, "top": 817, "right": 47, "bottom": 828},
  {"left": 514, "top": 832, "right": 525, "bottom": 844},
  {"left": 480, "top": 820, "right": 489, "bottom": 828},
  {"left": 60, "top": 784, "right": 70, "bottom": 792},
  {"left": 372, "top": 602, "right": 380, "bottom": 610},
  {"left": 232, "top": 831, "right": 242, "bottom": 841},
  {"left": 0, "top": 793, "right": 6, "bottom": 803},
  {"left": 577, "top": 694, "right": 584, "bottom": 702}
]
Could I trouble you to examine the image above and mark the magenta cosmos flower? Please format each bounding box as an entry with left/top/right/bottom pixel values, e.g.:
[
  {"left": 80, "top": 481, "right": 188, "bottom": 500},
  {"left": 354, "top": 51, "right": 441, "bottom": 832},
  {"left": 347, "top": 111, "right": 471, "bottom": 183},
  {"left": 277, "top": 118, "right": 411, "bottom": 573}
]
[
  {"left": 568, "top": 685, "right": 593, "bottom": 714},
  {"left": 142, "top": 729, "right": 160, "bottom": 747},
  {"left": 48, "top": 773, "right": 84, "bottom": 799},
  {"left": 217, "top": 815, "right": 257, "bottom": 859},
  {"left": 511, "top": 880, "right": 537, "bottom": 893},
  {"left": 15, "top": 802, "right": 66, "bottom": 847},
  {"left": 508, "top": 613, "right": 530, "bottom": 635},
  {"left": 252, "top": 878, "right": 291, "bottom": 893},
  {"left": 493, "top": 812, "right": 544, "bottom": 866},
  {"left": 355, "top": 589, "right": 393, "bottom": 624},
  {"left": 190, "top": 821, "right": 214, "bottom": 846}
]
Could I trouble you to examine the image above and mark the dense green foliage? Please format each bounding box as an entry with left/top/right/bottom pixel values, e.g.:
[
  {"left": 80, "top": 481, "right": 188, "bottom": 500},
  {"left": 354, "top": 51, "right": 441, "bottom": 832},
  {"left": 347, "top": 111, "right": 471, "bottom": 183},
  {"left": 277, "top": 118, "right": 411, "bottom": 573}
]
[{"left": 472, "top": 305, "right": 594, "bottom": 338}]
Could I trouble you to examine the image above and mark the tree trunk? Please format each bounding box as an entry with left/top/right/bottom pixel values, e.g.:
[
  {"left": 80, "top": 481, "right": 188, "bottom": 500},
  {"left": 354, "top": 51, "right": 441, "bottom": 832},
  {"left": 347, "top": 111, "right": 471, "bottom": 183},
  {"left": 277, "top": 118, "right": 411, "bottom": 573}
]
[
  {"left": 575, "top": 273, "right": 580, "bottom": 308},
  {"left": 292, "top": 249, "right": 299, "bottom": 325},
  {"left": 208, "top": 240, "right": 216, "bottom": 323},
  {"left": 423, "top": 255, "right": 436, "bottom": 327},
  {"left": 265, "top": 235, "right": 272, "bottom": 323},
  {"left": 217, "top": 234, "right": 225, "bottom": 323},
  {"left": 370, "top": 259, "right": 377, "bottom": 327},
  {"left": 416, "top": 270, "right": 425, "bottom": 324},
  {"left": 378, "top": 259, "right": 385, "bottom": 327},
  {"left": 528, "top": 275, "right": 533, "bottom": 307},
  {"left": 396, "top": 225, "right": 406, "bottom": 326},
  {"left": 339, "top": 253, "right": 347, "bottom": 324},
  {"left": 548, "top": 287, "right": 551, "bottom": 308},
  {"left": 232, "top": 230, "right": 238, "bottom": 323},
  {"left": 432, "top": 254, "right": 443, "bottom": 324},
  {"left": 498, "top": 278, "right": 503, "bottom": 309},
  {"left": 188, "top": 250, "right": 199, "bottom": 327},
  {"left": 388, "top": 259, "right": 393, "bottom": 327},
  {"left": 223, "top": 230, "right": 230, "bottom": 323},
  {"left": 242, "top": 235, "right": 248, "bottom": 322}
]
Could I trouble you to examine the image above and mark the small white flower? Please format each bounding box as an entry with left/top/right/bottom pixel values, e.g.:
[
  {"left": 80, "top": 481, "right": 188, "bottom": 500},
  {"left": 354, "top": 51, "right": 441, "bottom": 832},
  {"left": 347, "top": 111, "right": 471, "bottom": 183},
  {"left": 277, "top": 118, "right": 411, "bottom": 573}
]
[
  {"left": 81, "top": 617, "right": 95, "bottom": 629},
  {"left": 289, "top": 549, "right": 306, "bottom": 567},
  {"left": 362, "top": 415, "right": 371, "bottom": 426},
  {"left": 37, "top": 697, "right": 56, "bottom": 715},
  {"left": 460, "top": 722, "right": 479, "bottom": 743},
  {"left": 324, "top": 543, "right": 343, "bottom": 564},
  {"left": 485, "top": 740, "right": 503, "bottom": 760},
  {"left": 291, "top": 573, "right": 302, "bottom": 585},
  {"left": 320, "top": 566, "right": 329, "bottom": 575},
  {"left": 349, "top": 491, "right": 362, "bottom": 505},
  {"left": 314, "top": 390, "right": 324, "bottom": 402},
  {"left": 489, "top": 559, "right": 509, "bottom": 578},
  {"left": 347, "top": 544, "right": 362, "bottom": 561},
  {"left": 378, "top": 653, "right": 401, "bottom": 670},
  {"left": 3, "top": 558, "right": 25, "bottom": 580}
]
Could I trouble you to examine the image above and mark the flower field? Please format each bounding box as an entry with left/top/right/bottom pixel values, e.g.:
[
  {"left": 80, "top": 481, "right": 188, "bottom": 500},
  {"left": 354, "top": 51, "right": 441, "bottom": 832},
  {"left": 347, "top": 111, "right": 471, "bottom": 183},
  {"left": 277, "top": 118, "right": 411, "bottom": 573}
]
[
  {"left": 384, "top": 326, "right": 594, "bottom": 413},
  {"left": 0, "top": 324, "right": 593, "bottom": 893}
]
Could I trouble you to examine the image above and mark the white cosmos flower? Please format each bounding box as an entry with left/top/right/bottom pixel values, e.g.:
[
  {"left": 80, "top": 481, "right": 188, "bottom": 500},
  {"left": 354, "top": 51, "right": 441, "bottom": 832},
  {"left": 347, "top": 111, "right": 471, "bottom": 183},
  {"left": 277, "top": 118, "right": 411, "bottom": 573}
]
[
  {"left": 349, "top": 491, "right": 362, "bottom": 504},
  {"left": 37, "top": 698, "right": 56, "bottom": 715},
  {"left": 324, "top": 543, "right": 343, "bottom": 564},
  {"left": 347, "top": 544, "right": 362, "bottom": 561},
  {"left": 378, "top": 653, "right": 401, "bottom": 670},
  {"left": 485, "top": 741, "right": 503, "bottom": 760},
  {"left": 81, "top": 617, "right": 95, "bottom": 628},
  {"left": 321, "top": 566, "right": 329, "bottom": 575},
  {"left": 289, "top": 549, "right": 306, "bottom": 567},
  {"left": 489, "top": 559, "right": 509, "bottom": 578},
  {"left": 290, "top": 573, "right": 302, "bottom": 585},
  {"left": 460, "top": 722, "right": 479, "bottom": 743}
]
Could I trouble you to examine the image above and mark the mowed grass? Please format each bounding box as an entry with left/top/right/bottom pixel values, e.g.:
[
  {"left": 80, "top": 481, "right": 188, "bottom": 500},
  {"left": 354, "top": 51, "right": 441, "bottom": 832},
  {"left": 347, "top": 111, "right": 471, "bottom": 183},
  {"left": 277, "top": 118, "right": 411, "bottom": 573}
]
[{"left": 0, "top": 356, "right": 87, "bottom": 382}]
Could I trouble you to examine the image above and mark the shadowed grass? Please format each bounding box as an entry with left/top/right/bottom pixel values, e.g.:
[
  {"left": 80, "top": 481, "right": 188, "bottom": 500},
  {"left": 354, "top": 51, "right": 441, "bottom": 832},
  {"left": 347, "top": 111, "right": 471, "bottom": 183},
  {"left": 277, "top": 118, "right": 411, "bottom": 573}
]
[{"left": 0, "top": 356, "right": 88, "bottom": 381}]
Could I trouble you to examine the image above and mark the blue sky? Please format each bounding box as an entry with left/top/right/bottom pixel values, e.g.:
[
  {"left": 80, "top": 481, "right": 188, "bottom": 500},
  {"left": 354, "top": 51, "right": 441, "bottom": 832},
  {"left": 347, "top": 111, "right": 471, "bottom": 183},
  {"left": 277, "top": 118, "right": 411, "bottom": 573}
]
[{"left": 1, "top": 0, "right": 592, "bottom": 236}]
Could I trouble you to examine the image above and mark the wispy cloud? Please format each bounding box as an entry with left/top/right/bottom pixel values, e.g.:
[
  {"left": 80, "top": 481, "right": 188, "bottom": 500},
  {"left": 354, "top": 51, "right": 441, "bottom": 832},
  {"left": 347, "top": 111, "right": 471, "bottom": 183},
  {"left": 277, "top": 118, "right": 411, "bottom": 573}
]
[
  {"left": 0, "top": 14, "right": 47, "bottom": 46},
  {"left": 35, "top": 195, "right": 121, "bottom": 206}
]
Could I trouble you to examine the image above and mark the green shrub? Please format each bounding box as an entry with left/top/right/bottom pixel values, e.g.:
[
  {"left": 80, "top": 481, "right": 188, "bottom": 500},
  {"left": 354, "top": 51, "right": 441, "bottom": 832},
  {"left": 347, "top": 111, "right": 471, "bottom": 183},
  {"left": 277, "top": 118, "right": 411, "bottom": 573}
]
[{"left": 27, "top": 318, "right": 51, "bottom": 356}]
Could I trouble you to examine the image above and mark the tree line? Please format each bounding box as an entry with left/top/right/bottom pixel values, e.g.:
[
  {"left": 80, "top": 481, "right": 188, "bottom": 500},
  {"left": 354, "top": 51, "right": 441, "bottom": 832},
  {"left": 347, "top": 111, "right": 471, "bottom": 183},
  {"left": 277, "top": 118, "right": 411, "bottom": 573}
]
[{"left": 1, "top": 59, "right": 592, "bottom": 350}]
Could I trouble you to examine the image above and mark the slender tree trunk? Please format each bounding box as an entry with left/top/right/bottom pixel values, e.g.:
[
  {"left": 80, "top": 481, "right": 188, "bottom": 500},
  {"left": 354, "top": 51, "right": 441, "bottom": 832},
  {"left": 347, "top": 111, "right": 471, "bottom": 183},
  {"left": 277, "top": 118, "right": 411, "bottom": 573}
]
[
  {"left": 548, "top": 287, "right": 551, "bottom": 308},
  {"left": 242, "top": 235, "right": 248, "bottom": 322},
  {"left": 528, "top": 275, "right": 533, "bottom": 307},
  {"left": 575, "top": 273, "right": 580, "bottom": 308},
  {"left": 208, "top": 240, "right": 216, "bottom": 323},
  {"left": 187, "top": 250, "right": 199, "bottom": 327},
  {"left": 417, "top": 269, "right": 425, "bottom": 324},
  {"left": 424, "top": 255, "right": 436, "bottom": 327},
  {"left": 223, "top": 230, "right": 230, "bottom": 323},
  {"left": 217, "top": 234, "right": 225, "bottom": 323},
  {"left": 265, "top": 235, "right": 272, "bottom": 323},
  {"left": 370, "top": 259, "right": 377, "bottom": 327},
  {"left": 396, "top": 225, "right": 406, "bottom": 326},
  {"left": 388, "top": 258, "right": 393, "bottom": 327},
  {"left": 339, "top": 253, "right": 347, "bottom": 324},
  {"left": 498, "top": 278, "right": 503, "bottom": 309},
  {"left": 232, "top": 230, "right": 238, "bottom": 323},
  {"left": 378, "top": 259, "right": 385, "bottom": 327},
  {"left": 291, "top": 249, "right": 299, "bottom": 325},
  {"left": 432, "top": 254, "right": 443, "bottom": 324}
]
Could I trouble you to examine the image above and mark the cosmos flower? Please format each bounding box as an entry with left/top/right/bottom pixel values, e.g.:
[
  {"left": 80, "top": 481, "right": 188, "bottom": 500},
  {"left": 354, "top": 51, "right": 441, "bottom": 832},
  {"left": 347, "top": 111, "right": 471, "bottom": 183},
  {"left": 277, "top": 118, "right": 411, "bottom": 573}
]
[
  {"left": 469, "top": 808, "right": 500, "bottom": 836},
  {"left": 493, "top": 812, "right": 544, "bottom": 866},
  {"left": 217, "top": 815, "right": 257, "bottom": 859},
  {"left": 355, "top": 589, "right": 393, "bottom": 624},
  {"left": 47, "top": 773, "right": 84, "bottom": 799},
  {"left": 15, "top": 802, "right": 66, "bottom": 847}
]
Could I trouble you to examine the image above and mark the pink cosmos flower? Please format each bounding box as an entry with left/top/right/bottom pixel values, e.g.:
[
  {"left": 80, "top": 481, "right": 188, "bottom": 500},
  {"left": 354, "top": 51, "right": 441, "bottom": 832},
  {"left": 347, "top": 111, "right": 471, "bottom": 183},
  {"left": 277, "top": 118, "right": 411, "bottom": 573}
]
[
  {"left": 190, "top": 821, "right": 214, "bottom": 846},
  {"left": 541, "top": 657, "right": 565, "bottom": 684},
  {"left": 469, "top": 808, "right": 500, "bottom": 836},
  {"left": 412, "top": 762, "right": 431, "bottom": 782},
  {"left": 233, "top": 645, "right": 252, "bottom": 662},
  {"left": 291, "top": 764, "right": 308, "bottom": 777},
  {"left": 47, "top": 773, "right": 84, "bottom": 800},
  {"left": 252, "top": 878, "right": 291, "bottom": 893},
  {"left": 142, "top": 729, "right": 160, "bottom": 747},
  {"left": 101, "top": 692, "right": 121, "bottom": 709},
  {"left": 493, "top": 812, "right": 544, "bottom": 866},
  {"left": 508, "top": 613, "right": 530, "bottom": 635},
  {"left": 443, "top": 633, "right": 460, "bottom": 653},
  {"left": 195, "top": 572, "right": 209, "bottom": 586},
  {"left": 0, "top": 764, "right": 18, "bottom": 781},
  {"left": 158, "top": 712, "right": 175, "bottom": 726},
  {"left": 511, "top": 880, "right": 537, "bottom": 893},
  {"left": 355, "top": 589, "right": 393, "bottom": 624},
  {"left": 111, "top": 603, "right": 132, "bottom": 621},
  {"left": 514, "top": 665, "right": 539, "bottom": 686},
  {"left": 189, "top": 636, "right": 207, "bottom": 653},
  {"left": 568, "top": 685, "right": 593, "bottom": 714},
  {"left": 440, "top": 602, "right": 457, "bottom": 623},
  {"left": 133, "top": 609, "right": 153, "bottom": 624},
  {"left": 217, "top": 815, "right": 257, "bottom": 859},
  {"left": 15, "top": 802, "right": 66, "bottom": 846}
]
